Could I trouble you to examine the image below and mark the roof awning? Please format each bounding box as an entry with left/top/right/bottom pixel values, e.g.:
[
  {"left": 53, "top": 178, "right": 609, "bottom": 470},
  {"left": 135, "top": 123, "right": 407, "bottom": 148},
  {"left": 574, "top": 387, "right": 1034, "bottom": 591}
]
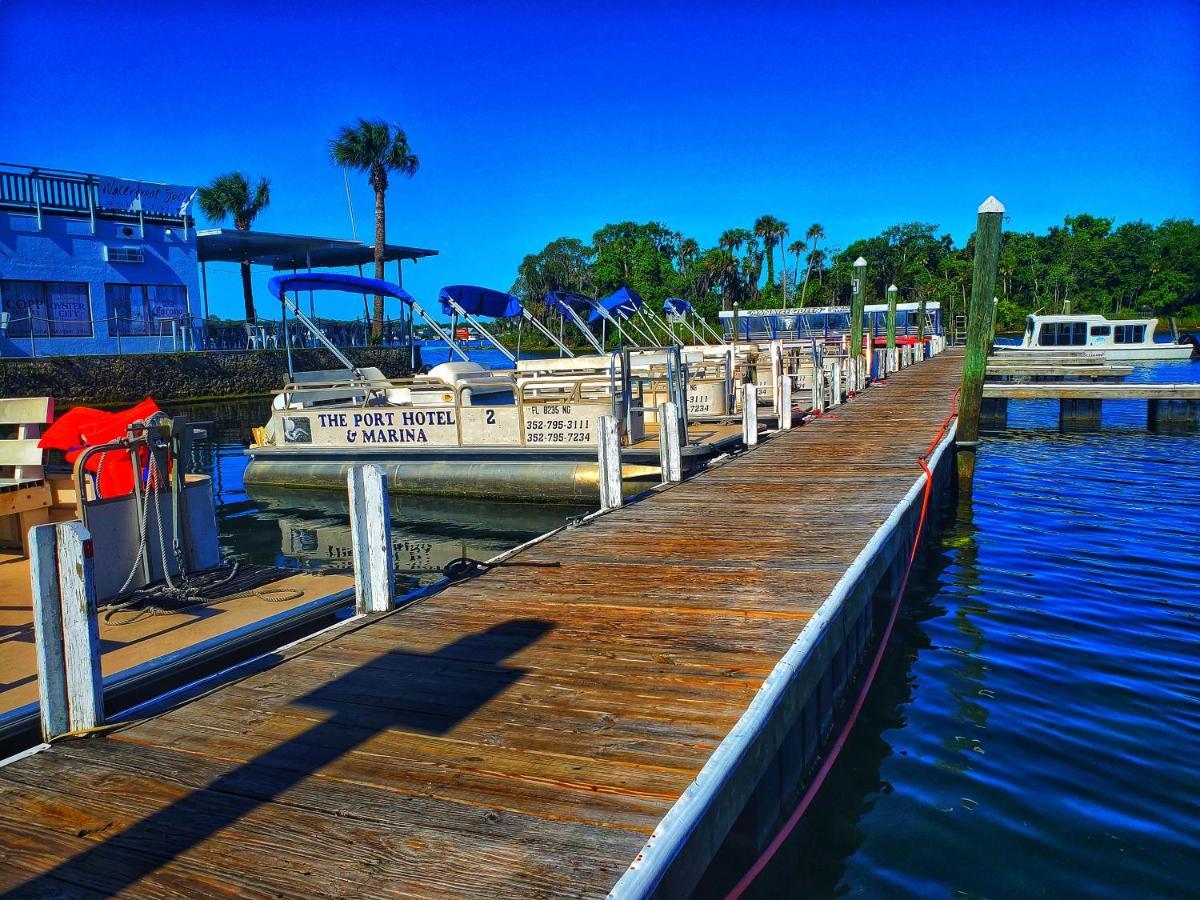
[{"left": 196, "top": 228, "right": 438, "bottom": 269}]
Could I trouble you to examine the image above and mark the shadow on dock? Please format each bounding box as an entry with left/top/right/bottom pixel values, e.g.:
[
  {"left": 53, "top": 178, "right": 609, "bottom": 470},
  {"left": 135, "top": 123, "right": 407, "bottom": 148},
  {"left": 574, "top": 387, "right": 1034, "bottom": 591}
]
[{"left": 8, "top": 618, "right": 554, "bottom": 898}]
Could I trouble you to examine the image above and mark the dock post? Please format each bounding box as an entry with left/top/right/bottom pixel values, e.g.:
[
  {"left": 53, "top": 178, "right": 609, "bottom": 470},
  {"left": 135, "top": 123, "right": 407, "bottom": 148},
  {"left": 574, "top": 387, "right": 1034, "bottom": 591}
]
[
  {"left": 741, "top": 383, "right": 759, "bottom": 446},
  {"left": 777, "top": 373, "right": 793, "bottom": 430},
  {"left": 1059, "top": 398, "right": 1102, "bottom": 432},
  {"left": 1148, "top": 398, "right": 1200, "bottom": 432},
  {"left": 918, "top": 294, "right": 928, "bottom": 359},
  {"left": 769, "top": 340, "right": 783, "bottom": 417},
  {"left": 980, "top": 397, "right": 1008, "bottom": 430},
  {"left": 657, "top": 402, "right": 683, "bottom": 482},
  {"left": 957, "top": 196, "right": 1005, "bottom": 489},
  {"left": 598, "top": 415, "right": 624, "bottom": 510},
  {"left": 348, "top": 465, "right": 394, "bottom": 613},
  {"left": 30, "top": 524, "right": 68, "bottom": 740},
  {"left": 886, "top": 284, "right": 898, "bottom": 371},
  {"left": 830, "top": 359, "right": 842, "bottom": 406},
  {"left": 30, "top": 522, "right": 103, "bottom": 740},
  {"left": 852, "top": 256, "right": 867, "bottom": 389}
]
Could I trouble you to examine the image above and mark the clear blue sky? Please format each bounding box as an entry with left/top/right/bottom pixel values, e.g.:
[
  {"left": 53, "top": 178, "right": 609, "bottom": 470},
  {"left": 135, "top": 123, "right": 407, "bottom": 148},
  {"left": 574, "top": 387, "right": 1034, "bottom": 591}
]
[{"left": 2, "top": 0, "right": 1198, "bottom": 320}]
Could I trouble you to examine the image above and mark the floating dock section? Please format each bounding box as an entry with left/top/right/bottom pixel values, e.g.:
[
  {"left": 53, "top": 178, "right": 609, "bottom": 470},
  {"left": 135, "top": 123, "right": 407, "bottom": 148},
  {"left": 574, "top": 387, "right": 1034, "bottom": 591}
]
[{"left": 0, "top": 351, "right": 964, "bottom": 898}]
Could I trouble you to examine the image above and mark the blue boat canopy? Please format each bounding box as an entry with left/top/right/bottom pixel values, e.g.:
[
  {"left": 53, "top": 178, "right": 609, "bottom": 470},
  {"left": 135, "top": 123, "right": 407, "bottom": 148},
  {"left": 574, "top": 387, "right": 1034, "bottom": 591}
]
[
  {"left": 664, "top": 297, "right": 692, "bottom": 315},
  {"left": 438, "top": 285, "right": 523, "bottom": 318},
  {"left": 268, "top": 272, "right": 414, "bottom": 303},
  {"left": 546, "top": 291, "right": 597, "bottom": 316},
  {"left": 589, "top": 286, "right": 645, "bottom": 324}
]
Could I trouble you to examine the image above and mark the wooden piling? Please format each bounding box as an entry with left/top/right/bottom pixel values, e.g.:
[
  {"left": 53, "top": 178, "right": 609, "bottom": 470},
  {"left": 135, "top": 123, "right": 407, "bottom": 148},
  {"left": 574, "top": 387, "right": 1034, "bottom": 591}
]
[
  {"left": 852, "top": 257, "right": 867, "bottom": 384},
  {"left": 598, "top": 415, "right": 624, "bottom": 510},
  {"left": 741, "top": 383, "right": 758, "bottom": 446},
  {"left": 658, "top": 402, "right": 683, "bottom": 481},
  {"left": 777, "top": 374, "right": 793, "bottom": 430},
  {"left": 957, "top": 196, "right": 1005, "bottom": 488},
  {"left": 886, "top": 284, "right": 898, "bottom": 369},
  {"left": 918, "top": 293, "right": 927, "bottom": 357},
  {"left": 29, "top": 524, "right": 68, "bottom": 740},
  {"left": 29, "top": 521, "right": 103, "bottom": 740},
  {"left": 347, "top": 465, "right": 394, "bottom": 613}
]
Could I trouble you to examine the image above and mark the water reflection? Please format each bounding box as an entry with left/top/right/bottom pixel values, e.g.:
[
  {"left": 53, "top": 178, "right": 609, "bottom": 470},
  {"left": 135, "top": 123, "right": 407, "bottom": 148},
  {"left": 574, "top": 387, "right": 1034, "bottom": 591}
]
[{"left": 174, "top": 397, "right": 588, "bottom": 584}]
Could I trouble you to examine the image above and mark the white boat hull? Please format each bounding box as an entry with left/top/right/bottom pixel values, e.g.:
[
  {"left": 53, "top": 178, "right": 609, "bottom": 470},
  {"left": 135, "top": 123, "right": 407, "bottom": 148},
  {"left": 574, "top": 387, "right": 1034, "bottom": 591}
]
[{"left": 993, "top": 345, "right": 1194, "bottom": 361}]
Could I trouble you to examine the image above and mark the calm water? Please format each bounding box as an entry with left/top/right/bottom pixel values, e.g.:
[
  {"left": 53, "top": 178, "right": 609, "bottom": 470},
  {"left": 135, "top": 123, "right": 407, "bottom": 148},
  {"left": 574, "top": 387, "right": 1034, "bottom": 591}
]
[
  {"left": 733, "top": 356, "right": 1200, "bottom": 898},
  {"left": 176, "top": 342, "right": 584, "bottom": 585}
]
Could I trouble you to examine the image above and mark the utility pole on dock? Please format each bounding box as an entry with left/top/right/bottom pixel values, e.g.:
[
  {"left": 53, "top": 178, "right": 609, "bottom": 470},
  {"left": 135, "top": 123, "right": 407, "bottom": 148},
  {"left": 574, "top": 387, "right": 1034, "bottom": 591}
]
[
  {"left": 852, "top": 257, "right": 867, "bottom": 384},
  {"left": 958, "top": 196, "right": 1005, "bottom": 488}
]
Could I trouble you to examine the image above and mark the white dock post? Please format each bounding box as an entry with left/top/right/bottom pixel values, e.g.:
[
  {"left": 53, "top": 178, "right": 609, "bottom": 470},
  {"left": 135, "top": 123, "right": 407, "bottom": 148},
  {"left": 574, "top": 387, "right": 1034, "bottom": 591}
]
[
  {"left": 348, "top": 465, "right": 394, "bottom": 613},
  {"left": 56, "top": 522, "right": 103, "bottom": 734},
  {"left": 657, "top": 401, "right": 683, "bottom": 483},
  {"left": 741, "top": 383, "right": 758, "bottom": 447},
  {"left": 777, "top": 373, "right": 792, "bottom": 430},
  {"left": 30, "top": 524, "right": 69, "bottom": 740},
  {"left": 830, "top": 359, "right": 843, "bottom": 406},
  {"left": 598, "top": 415, "right": 624, "bottom": 510},
  {"left": 769, "top": 340, "right": 783, "bottom": 416}
]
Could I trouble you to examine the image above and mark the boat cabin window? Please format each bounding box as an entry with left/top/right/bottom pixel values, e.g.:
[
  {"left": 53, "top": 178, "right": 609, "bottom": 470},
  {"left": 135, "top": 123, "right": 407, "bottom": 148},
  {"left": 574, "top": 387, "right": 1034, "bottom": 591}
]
[
  {"left": 1037, "top": 321, "right": 1087, "bottom": 346},
  {"left": 1113, "top": 324, "right": 1146, "bottom": 344},
  {"left": 1089, "top": 325, "right": 1111, "bottom": 337}
]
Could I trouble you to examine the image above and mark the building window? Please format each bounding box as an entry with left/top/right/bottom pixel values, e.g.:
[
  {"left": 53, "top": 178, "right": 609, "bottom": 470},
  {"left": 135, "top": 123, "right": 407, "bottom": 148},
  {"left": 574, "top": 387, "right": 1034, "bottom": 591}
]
[
  {"left": 0, "top": 280, "right": 93, "bottom": 337},
  {"left": 1113, "top": 324, "right": 1146, "bottom": 344},
  {"left": 1037, "top": 322, "right": 1087, "bottom": 346},
  {"left": 104, "top": 283, "right": 188, "bottom": 336}
]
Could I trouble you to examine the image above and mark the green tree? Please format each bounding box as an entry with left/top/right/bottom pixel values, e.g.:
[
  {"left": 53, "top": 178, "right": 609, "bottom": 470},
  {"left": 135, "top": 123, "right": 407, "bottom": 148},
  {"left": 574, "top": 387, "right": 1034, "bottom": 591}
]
[
  {"left": 196, "top": 171, "right": 271, "bottom": 322},
  {"left": 329, "top": 119, "right": 420, "bottom": 337},
  {"left": 753, "top": 215, "right": 789, "bottom": 295}
]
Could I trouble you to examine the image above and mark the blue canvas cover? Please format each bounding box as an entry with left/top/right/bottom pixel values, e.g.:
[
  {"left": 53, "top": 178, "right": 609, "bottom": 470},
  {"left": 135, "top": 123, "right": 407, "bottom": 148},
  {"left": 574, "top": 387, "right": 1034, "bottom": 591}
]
[
  {"left": 268, "top": 272, "right": 414, "bottom": 303},
  {"left": 664, "top": 297, "right": 693, "bottom": 315},
  {"left": 589, "top": 286, "right": 645, "bottom": 323},
  {"left": 546, "top": 291, "right": 597, "bottom": 316},
  {"left": 439, "top": 285, "right": 523, "bottom": 318}
]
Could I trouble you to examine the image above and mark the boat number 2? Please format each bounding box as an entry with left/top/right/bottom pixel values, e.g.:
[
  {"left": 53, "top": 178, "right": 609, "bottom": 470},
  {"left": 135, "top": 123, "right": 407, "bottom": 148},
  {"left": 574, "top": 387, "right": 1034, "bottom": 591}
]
[{"left": 486, "top": 410, "right": 496, "bottom": 425}]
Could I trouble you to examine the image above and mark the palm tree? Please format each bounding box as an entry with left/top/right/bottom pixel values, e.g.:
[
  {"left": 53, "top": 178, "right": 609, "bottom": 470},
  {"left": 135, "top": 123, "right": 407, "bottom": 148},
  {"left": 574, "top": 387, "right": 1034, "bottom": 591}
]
[
  {"left": 330, "top": 119, "right": 420, "bottom": 337},
  {"left": 196, "top": 172, "right": 271, "bottom": 322},
  {"left": 719, "top": 228, "right": 753, "bottom": 256},
  {"left": 754, "top": 215, "right": 788, "bottom": 293},
  {"left": 702, "top": 248, "right": 741, "bottom": 310},
  {"left": 787, "top": 239, "right": 808, "bottom": 295},
  {"left": 799, "top": 222, "right": 826, "bottom": 304}
]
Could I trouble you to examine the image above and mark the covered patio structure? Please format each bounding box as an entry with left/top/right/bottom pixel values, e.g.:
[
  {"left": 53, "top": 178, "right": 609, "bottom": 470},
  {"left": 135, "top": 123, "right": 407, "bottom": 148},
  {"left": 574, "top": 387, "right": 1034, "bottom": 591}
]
[{"left": 195, "top": 229, "right": 437, "bottom": 352}]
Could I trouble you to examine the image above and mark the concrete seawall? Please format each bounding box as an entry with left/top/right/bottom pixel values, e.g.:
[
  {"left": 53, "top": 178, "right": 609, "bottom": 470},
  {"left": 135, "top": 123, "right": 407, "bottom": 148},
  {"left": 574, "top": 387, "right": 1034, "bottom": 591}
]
[{"left": 0, "top": 347, "right": 420, "bottom": 406}]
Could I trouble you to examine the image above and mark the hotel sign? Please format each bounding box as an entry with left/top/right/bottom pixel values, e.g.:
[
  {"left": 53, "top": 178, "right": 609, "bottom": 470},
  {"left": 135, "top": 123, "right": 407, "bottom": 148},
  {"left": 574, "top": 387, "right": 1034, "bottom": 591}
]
[{"left": 97, "top": 176, "right": 197, "bottom": 216}]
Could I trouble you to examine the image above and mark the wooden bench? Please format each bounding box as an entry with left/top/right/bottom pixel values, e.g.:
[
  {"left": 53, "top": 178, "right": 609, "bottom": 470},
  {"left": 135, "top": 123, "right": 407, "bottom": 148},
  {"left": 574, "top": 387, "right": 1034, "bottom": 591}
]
[{"left": 0, "top": 397, "right": 55, "bottom": 556}]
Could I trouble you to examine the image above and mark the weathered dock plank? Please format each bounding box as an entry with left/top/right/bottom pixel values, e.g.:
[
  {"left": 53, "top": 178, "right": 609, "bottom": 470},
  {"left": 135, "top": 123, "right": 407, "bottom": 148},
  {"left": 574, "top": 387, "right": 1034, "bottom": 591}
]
[{"left": 0, "top": 350, "right": 965, "bottom": 899}]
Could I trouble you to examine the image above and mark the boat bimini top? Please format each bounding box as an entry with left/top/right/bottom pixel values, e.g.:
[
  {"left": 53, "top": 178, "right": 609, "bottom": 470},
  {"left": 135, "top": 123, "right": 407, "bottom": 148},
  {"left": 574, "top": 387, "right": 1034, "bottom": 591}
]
[
  {"left": 268, "top": 271, "right": 468, "bottom": 376},
  {"left": 664, "top": 297, "right": 726, "bottom": 345},
  {"left": 438, "top": 285, "right": 573, "bottom": 361}
]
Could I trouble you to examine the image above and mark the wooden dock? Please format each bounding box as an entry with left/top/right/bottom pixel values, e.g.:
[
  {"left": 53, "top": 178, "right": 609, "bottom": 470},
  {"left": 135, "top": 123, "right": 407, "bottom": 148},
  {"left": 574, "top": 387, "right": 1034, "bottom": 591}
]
[
  {"left": 0, "top": 351, "right": 965, "bottom": 899},
  {"left": 982, "top": 382, "right": 1200, "bottom": 400}
]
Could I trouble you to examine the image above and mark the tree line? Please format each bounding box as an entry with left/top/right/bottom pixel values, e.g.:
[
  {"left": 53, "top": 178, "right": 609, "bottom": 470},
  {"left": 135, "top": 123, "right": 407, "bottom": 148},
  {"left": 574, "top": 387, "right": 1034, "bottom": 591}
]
[{"left": 512, "top": 214, "right": 1200, "bottom": 332}]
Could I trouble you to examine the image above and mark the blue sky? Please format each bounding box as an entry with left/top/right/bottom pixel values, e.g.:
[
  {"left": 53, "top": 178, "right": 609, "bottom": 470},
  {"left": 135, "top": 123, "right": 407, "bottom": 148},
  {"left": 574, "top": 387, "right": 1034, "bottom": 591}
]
[{"left": 2, "top": 0, "right": 1198, "bottom": 320}]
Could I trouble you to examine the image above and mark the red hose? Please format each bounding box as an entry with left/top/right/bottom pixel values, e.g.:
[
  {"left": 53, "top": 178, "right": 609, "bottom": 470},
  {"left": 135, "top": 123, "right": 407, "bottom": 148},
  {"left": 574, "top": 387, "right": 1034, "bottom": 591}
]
[{"left": 724, "top": 388, "right": 959, "bottom": 900}]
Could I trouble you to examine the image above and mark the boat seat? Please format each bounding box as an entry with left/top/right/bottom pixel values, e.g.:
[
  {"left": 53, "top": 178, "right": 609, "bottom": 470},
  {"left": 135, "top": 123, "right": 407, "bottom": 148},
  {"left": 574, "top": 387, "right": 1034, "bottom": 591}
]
[{"left": 0, "top": 397, "right": 55, "bottom": 556}]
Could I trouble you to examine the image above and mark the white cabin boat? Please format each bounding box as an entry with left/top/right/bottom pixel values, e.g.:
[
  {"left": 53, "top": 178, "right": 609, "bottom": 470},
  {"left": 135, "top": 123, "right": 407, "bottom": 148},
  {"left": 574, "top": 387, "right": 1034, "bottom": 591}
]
[{"left": 997, "top": 314, "right": 1198, "bottom": 360}]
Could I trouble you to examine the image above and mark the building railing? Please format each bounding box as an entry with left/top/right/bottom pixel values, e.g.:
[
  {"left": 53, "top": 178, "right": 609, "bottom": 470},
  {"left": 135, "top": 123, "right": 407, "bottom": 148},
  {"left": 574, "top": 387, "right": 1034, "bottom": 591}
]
[
  {"left": 0, "top": 162, "right": 192, "bottom": 228},
  {"left": 0, "top": 311, "right": 412, "bottom": 358}
]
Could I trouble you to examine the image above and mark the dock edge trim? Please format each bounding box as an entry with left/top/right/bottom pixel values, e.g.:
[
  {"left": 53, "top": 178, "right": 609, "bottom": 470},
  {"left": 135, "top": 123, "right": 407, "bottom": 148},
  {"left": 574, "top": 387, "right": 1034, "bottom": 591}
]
[{"left": 608, "top": 421, "right": 958, "bottom": 899}]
